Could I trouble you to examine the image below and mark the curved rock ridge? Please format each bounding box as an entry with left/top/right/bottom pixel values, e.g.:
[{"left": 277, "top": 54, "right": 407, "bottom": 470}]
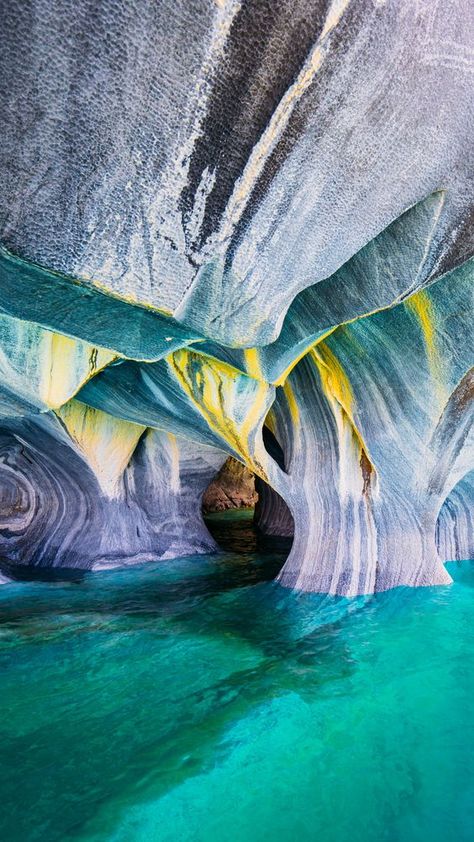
[
  {"left": 0, "top": 0, "right": 472, "bottom": 592},
  {"left": 2, "top": 1, "right": 474, "bottom": 343},
  {"left": 436, "top": 473, "right": 474, "bottom": 563},
  {"left": 273, "top": 265, "right": 473, "bottom": 594},
  {"left": 0, "top": 246, "right": 204, "bottom": 361},
  {"left": 253, "top": 427, "right": 294, "bottom": 539},
  {"left": 0, "top": 408, "right": 225, "bottom": 572},
  {"left": 0, "top": 309, "right": 116, "bottom": 417}
]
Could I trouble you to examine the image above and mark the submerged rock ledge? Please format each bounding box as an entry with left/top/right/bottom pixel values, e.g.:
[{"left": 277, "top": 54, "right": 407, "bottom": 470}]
[{"left": 0, "top": 0, "right": 472, "bottom": 594}]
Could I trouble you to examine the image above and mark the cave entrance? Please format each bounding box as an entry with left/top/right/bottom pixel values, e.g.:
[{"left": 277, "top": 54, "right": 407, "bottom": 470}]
[{"left": 202, "top": 428, "right": 294, "bottom": 558}]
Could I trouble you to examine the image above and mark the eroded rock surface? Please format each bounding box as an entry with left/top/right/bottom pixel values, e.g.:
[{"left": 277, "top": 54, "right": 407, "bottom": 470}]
[
  {"left": 202, "top": 458, "right": 257, "bottom": 513},
  {"left": 0, "top": 0, "right": 472, "bottom": 593}
]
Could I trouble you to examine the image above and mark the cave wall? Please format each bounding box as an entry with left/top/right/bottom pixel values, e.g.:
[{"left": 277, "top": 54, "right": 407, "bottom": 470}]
[
  {"left": 0, "top": 0, "right": 472, "bottom": 593},
  {"left": 202, "top": 458, "right": 257, "bottom": 514},
  {"left": 436, "top": 473, "right": 474, "bottom": 564},
  {"left": 0, "top": 408, "right": 225, "bottom": 572}
]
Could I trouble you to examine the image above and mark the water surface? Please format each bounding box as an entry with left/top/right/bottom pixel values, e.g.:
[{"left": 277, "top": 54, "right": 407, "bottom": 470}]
[{"left": 1, "top": 511, "right": 473, "bottom": 841}]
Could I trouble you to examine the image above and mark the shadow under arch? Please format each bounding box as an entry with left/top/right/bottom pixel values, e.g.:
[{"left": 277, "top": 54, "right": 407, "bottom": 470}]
[
  {"left": 202, "top": 424, "right": 294, "bottom": 562},
  {"left": 436, "top": 470, "right": 474, "bottom": 564}
]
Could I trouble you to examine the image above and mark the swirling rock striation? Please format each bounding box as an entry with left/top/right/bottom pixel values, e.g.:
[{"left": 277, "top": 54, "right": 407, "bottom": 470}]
[
  {"left": 0, "top": 0, "right": 472, "bottom": 593},
  {"left": 436, "top": 473, "right": 474, "bottom": 564},
  {"left": 0, "top": 409, "right": 225, "bottom": 573}
]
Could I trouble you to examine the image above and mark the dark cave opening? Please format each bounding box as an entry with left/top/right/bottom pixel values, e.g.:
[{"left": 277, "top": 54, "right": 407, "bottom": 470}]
[{"left": 202, "top": 427, "right": 294, "bottom": 558}]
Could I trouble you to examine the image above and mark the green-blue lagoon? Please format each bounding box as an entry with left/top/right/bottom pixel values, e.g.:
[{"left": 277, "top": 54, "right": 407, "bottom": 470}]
[{"left": 1, "top": 511, "right": 473, "bottom": 841}]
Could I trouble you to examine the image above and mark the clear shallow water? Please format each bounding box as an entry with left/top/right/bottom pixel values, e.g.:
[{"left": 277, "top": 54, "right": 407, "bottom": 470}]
[{"left": 1, "top": 510, "right": 473, "bottom": 842}]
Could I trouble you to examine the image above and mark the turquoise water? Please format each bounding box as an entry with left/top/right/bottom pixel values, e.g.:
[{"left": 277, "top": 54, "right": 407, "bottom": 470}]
[{"left": 1, "top": 510, "right": 473, "bottom": 842}]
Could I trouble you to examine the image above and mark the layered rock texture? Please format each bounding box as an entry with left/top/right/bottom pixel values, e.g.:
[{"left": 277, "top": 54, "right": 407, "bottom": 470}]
[
  {"left": 0, "top": 0, "right": 472, "bottom": 593},
  {"left": 202, "top": 458, "right": 257, "bottom": 513}
]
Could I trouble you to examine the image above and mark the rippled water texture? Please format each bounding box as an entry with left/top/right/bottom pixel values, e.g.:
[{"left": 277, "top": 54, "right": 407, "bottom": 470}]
[{"left": 1, "top": 510, "right": 473, "bottom": 841}]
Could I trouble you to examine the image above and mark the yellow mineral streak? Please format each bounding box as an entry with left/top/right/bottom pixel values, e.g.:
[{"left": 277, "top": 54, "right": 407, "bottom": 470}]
[
  {"left": 269, "top": 282, "right": 441, "bottom": 390},
  {"left": 320, "top": 0, "right": 351, "bottom": 38},
  {"left": 244, "top": 347, "right": 263, "bottom": 380},
  {"left": 406, "top": 289, "right": 436, "bottom": 354},
  {"left": 283, "top": 381, "right": 300, "bottom": 426},
  {"left": 264, "top": 408, "right": 277, "bottom": 436},
  {"left": 240, "top": 379, "right": 271, "bottom": 466},
  {"left": 167, "top": 433, "right": 181, "bottom": 494},
  {"left": 40, "top": 332, "right": 115, "bottom": 408},
  {"left": 167, "top": 348, "right": 270, "bottom": 480},
  {"left": 311, "top": 343, "right": 377, "bottom": 484},
  {"left": 406, "top": 289, "right": 447, "bottom": 402},
  {"left": 312, "top": 343, "right": 353, "bottom": 415},
  {"left": 273, "top": 327, "right": 338, "bottom": 386},
  {"left": 56, "top": 400, "right": 145, "bottom": 497}
]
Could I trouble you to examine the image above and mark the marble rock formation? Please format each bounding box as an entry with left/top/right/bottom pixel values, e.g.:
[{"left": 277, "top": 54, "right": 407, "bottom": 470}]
[
  {"left": 0, "top": 0, "right": 472, "bottom": 593},
  {"left": 202, "top": 458, "right": 257, "bottom": 513}
]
